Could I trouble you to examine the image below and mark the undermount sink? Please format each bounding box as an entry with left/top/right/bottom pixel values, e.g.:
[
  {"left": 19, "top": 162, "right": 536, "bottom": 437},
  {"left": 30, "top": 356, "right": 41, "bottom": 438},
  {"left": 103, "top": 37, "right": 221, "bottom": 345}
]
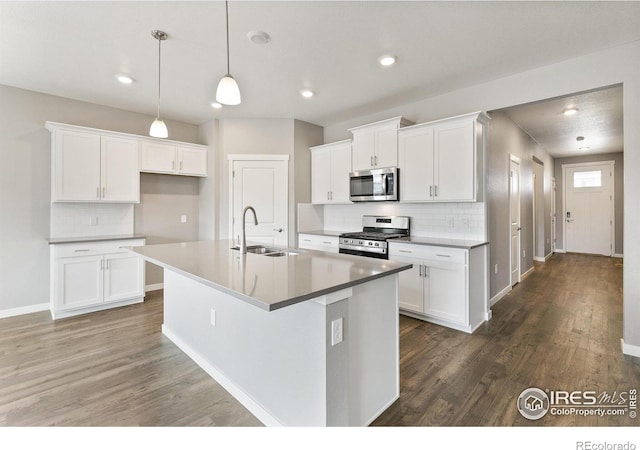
[{"left": 231, "top": 245, "right": 299, "bottom": 257}]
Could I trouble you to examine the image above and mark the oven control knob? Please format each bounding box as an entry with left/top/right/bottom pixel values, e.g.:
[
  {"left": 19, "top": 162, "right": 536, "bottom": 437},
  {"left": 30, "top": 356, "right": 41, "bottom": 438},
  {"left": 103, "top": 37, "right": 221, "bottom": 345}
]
[
  {"left": 368, "top": 242, "right": 372, "bottom": 246},
  {"left": 375, "top": 243, "right": 379, "bottom": 247}
]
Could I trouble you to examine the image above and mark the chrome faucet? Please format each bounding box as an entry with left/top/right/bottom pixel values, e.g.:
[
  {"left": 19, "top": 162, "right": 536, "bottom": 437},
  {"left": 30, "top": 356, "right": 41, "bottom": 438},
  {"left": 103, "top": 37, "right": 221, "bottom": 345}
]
[{"left": 240, "top": 206, "right": 258, "bottom": 254}]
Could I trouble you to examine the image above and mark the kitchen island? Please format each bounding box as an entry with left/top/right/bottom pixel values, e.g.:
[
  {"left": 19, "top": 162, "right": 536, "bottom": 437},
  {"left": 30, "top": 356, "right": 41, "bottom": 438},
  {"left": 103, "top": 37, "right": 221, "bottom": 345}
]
[{"left": 131, "top": 240, "right": 411, "bottom": 427}]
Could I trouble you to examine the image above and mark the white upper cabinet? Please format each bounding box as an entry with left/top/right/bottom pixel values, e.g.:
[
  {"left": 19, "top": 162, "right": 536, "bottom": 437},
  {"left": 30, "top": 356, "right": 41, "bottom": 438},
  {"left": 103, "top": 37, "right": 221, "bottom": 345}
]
[
  {"left": 349, "top": 116, "right": 413, "bottom": 171},
  {"left": 101, "top": 136, "right": 140, "bottom": 202},
  {"left": 49, "top": 125, "right": 139, "bottom": 203},
  {"left": 310, "top": 140, "right": 352, "bottom": 204},
  {"left": 140, "top": 142, "right": 208, "bottom": 177},
  {"left": 398, "top": 112, "right": 489, "bottom": 203}
]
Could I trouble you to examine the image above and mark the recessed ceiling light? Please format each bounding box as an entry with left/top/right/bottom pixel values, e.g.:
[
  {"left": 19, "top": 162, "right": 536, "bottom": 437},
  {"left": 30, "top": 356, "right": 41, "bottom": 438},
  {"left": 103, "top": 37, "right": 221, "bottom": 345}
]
[
  {"left": 579, "top": 146, "right": 590, "bottom": 151},
  {"left": 247, "top": 30, "right": 271, "bottom": 44},
  {"left": 211, "top": 102, "right": 222, "bottom": 109},
  {"left": 378, "top": 55, "right": 396, "bottom": 67},
  {"left": 116, "top": 75, "right": 134, "bottom": 85},
  {"left": 300, "top": 89, "right": 314, "bottom": 98},
  {"left": 563, "top": 107, "right": 578, "bottom": 115},
  {"left": 576, "top": 136, "right": 585, "bottom": 142}
]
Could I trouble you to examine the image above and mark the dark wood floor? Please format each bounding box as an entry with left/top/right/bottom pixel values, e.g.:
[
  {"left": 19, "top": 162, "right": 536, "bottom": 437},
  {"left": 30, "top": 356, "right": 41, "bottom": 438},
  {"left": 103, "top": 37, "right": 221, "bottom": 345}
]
[{"left": 0, "top": 253, "right": 638, "bottom": 426}]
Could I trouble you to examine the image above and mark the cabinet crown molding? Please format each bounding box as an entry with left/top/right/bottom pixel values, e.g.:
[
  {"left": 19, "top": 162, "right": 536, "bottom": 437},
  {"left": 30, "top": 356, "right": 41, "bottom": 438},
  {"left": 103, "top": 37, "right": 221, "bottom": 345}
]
[
  {"left": 44, "top": 121, "right": 206, "bottom": 149},
  {"left": 347, "top": 116, "right": 414, "bottom": 133}
]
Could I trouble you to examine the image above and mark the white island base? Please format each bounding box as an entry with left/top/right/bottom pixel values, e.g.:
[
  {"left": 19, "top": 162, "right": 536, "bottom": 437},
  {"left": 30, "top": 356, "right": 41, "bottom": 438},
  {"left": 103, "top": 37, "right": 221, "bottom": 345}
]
[{"left": 161, "top": 269, "right": 400, "bottom": 427}]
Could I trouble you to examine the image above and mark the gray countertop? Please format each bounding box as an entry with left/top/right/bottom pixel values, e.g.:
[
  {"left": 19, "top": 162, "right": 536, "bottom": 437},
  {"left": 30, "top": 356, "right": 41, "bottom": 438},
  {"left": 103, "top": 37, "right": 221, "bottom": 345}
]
[
  {"left": 131, "top": 240, "right": 411, "bottom": 312},
  {"left": 49, "top": 234, "right": 146, "bottom": 245},
  {"left": 298, "top": 230, "right": 354, "bottom": 237},
  {"left": 390, "top": 236, "right": 489, "bottom": 249}
]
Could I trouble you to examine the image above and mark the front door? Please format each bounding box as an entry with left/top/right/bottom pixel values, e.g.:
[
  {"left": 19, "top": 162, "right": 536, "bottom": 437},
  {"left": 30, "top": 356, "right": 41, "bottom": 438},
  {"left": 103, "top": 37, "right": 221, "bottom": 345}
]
[
  {"left": 564, "top": 163, "right": 613, "bottom": 256},
  {"left": 510, "top": 157, "right": 521, "bottom": 285},
  {"left": 231, "top": 159, "right": 288, "bottom": 247}
]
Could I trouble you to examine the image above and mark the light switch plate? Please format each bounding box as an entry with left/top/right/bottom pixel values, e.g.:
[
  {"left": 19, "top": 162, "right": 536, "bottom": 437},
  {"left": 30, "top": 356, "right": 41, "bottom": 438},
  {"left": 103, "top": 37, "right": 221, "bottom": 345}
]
[
  {"left": 181, "top": 215, "right": 187, "bottom": 223},
  {"left": 210, "top": 309, "right": 216, "bottom": 326}
]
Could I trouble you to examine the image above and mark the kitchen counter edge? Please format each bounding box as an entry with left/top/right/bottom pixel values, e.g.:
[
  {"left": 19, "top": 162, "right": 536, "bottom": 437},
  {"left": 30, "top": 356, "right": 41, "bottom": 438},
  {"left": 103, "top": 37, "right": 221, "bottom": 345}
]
[{"left": 48, "top": 235, "right": 146, "bottom": 245}]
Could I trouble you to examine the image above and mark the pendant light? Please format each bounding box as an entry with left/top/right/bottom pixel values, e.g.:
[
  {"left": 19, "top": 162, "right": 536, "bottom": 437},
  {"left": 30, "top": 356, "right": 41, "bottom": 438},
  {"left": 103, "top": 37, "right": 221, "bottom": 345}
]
[
  {"left": 150, "top": 29, "right": 169, "bottom": 138},
  {"left": 216, "top": 0, "right": 241, "bottom": 105}
]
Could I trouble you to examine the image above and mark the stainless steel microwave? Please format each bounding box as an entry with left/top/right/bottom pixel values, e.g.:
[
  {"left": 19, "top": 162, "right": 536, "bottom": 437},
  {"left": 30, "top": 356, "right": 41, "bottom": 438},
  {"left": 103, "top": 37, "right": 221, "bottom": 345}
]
[{"left": 349, "top": 167, "right": 398, "bottom": 202}]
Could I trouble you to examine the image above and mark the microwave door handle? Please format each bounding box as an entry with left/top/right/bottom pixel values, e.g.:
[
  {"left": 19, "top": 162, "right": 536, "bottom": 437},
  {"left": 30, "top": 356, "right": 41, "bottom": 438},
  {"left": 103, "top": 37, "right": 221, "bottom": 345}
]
[{"left": 384, "top": 173, "right": 390, "bottom": 194}]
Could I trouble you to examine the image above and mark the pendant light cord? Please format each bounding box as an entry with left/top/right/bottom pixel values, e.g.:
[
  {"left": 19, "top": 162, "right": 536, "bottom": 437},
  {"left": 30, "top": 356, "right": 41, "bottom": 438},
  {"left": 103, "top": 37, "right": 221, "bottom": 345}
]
[
  {"left": 157, "top": 34, "right": 162, "bottom": 119},
  {"left": 225, "top": 0, "right": 230, "bottom": 74}
]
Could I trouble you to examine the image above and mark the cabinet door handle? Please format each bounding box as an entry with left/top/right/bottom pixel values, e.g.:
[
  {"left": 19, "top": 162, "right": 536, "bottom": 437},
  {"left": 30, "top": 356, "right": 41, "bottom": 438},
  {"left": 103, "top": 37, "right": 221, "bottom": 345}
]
[
  {"left": 303, "top": 239, "right": 311, "bottom": 242},
  {"left": 330, "top": 191, "right": 333, "bottom": 200},
  {"left": 424, "top": 267, "right": 429, "bottom": 278},
  {"left": 418, "top": 264, "right": 423, "bottom": 277},
  {"left": 172, "top": 160, "right": 175, "bottom": 170},
  {"left": 273, "top": 227, "right": 283, "bottom": 232},
  {"left": 106, "top": 260, "right": 110, "bottom": 270},
  {"left": 374, "top": 155, "right": 378, "bottom": 166},
  {"left": 74, "top": 249, "right": 91, "bottom": 252},
  {"left": 370, "top": 156, "right": 374, "bottom": 166},
  {"left": 322, "top": 241, "right": 332, "bottom": 245},
  {"left": 436, "top": 254, "right": 451, "bottom": 258},
  {"left": 435, "top": 185, "right": 438, "bottom": 197},
  {"left": 97, "top": 187, "right": 100, "bottom": 198},
  {"left": 179, "top": 161, "right": 183, "bottom": 171},
  {"left": 100, "top": 259, "right": 103, "bottom": 270},
  {"left": 429, "top": 185, "right": 433, "bottom": 197},
  {"left": 327, "top": 191, "right": 330, "bottom": 200},
  {"left": 399, "top": 249, "right": 412, "bottom": 254},
  {"left": 102, "top": 187, "right": 106, "bottom": 198}
]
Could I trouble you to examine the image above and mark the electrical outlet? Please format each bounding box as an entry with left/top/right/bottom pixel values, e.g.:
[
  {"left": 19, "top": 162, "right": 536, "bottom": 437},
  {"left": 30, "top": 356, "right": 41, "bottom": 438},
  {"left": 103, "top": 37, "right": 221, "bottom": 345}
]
[
  {"left": 446, "top": 216, "right": 455, "bottom": 228},
  {"left": 89, "top": 215, "right": 99, "bottom": 226},
  {"left": 181, "top": 215, "right": 187, "bottom": 223},
  {"left": 461, "top": 217, "right": 470, "bottom": 229},
  {"left": 331, "top": 318, "right": 343, "bottom": 346},
  {"left": 523, "top": 250, "right": 526, "bottom": 258},
  {"left": 494, "top": 264, "right": 498, "bottom": 275},
  {"left": 210, "top": 309, "right": 216, "bottom": 326}
]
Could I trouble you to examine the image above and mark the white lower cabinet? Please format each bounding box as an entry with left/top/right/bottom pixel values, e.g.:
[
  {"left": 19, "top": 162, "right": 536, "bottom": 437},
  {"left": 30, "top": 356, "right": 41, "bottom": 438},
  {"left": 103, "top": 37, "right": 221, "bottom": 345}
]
[
  {"left": 298, "top": 233, "right": 339, "bottom": 253},
  {"left": 389, "top": 242, "right": 488, "bottom": 333},
  {"left": 51, "top": 239, "right": 145, "bottom": 319}
]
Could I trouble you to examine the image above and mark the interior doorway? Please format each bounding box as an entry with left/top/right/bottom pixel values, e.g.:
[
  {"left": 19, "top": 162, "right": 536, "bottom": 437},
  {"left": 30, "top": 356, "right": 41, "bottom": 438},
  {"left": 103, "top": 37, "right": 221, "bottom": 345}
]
[
  {"left": 509, "top": 155, "right": 522, "bottom": 286},
  {"left": 562, "top": 161, "right": 614, "bottom": 256},
  {"left": 229, "top": 156, "right": 289, "bottom": 247}
]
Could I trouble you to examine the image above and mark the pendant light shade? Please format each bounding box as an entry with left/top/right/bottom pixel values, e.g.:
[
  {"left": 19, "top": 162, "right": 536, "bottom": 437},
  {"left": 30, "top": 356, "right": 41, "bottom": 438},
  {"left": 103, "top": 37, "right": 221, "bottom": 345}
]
[
  {"left": 216, "top": 0, "right": 241, "bottom": 105},
  {"left": 149, "top": 118, "right": 168, "bottom": 138},
  {"left": 150, "top": 29, "right": 168, "bottom": 138},
  {"left": 216, "top": 74, "right": 241, "bottom": 105}
]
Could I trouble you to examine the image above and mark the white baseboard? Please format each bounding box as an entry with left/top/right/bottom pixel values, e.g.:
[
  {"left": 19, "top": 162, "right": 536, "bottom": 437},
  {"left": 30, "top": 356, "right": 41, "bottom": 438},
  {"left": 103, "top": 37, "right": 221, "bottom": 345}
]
[
  {"left": 485, "top": 310, "right": 493, "bottom": 321},
  {"left": 554, "top": 248, "right": 566, "bottom": 254},
  {"left": 621, "top": 339, "right": 640, "bottom": 358},
  {"left": 613, "top": 253, "right": 624, "bottom": 259},
  {"left": 145, "top": 283, "right": 164, "bottom": 292},
  {"left": 533, "top": 256, "right": 546, "bottom": 262},
  {"left": 490, "top": 285, "right": 512, "bottom": 307},
  {"left": 0, "top": 302, "right": 49, "bottom": 319},
  {"left": 162, "top": 325, "right": 282, "bottom": 427},
  {"left": 521, "top": 266, "right": 535, "bottom": 280}
]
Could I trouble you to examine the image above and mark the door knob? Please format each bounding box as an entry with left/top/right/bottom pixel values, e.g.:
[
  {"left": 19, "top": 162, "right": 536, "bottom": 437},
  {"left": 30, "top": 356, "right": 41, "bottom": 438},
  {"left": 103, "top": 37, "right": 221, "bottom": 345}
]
[{"left": 273, "top": 227, "right": 283, "bottom": 232}]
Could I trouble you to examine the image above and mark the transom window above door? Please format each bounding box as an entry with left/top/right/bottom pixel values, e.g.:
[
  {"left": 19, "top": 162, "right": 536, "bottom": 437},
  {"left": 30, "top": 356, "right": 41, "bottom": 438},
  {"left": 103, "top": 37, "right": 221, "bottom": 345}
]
[{"left": 573, "top": 170, "right": 602, "bottom": 188}]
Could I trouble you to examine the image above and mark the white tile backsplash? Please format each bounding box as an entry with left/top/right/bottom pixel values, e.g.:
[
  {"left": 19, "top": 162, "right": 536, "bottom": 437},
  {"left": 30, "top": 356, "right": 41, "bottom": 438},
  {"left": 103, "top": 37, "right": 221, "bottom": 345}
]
[
  {"left": 323, "top": 202, "right": 486, "bottom": 240},
  {"left": 297, "top": 203, "right": 325, "bottom": 232},
  {"left": 50, "top": 203, "right": 134, "bottom": 238}
]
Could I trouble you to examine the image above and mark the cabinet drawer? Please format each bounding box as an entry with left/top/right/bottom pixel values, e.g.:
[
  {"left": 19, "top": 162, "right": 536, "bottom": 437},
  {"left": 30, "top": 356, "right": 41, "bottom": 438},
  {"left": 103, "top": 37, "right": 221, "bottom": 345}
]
[
  {"left": 298, "top": 234, "right": 338, "bottom": 252},
  {"left": 389, "top": 242, "right": 467, "bottom": 264},
  {"left": 54, "top": 239, "right": 145, "bottom": 258}
]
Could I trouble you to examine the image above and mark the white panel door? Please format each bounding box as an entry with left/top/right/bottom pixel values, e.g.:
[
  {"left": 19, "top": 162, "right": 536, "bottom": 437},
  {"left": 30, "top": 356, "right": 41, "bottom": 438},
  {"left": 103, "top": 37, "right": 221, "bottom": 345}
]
[
  {"left": 330, "top": 143, "right": 352, "bottom": 203},
  {"left": 351, "top": 130, "right": 375, "bottom": 171},
  {"left": 565, "top": 164, "right": 613, "bottom": 255},
  {"left": 232, "top": 159, "right": 288, "bottom": 246},
  {"left": 56, "top": 255, "right": 103, "bottom": 310},
  {"left": 425, "top": 263, "right": 466, "bottom": 324},
  {"left": 311, "top": 147, "right": 332, "bottom": 204},
  {"left": 392, "top": 256, "right": 424, "bottom": 313},
  {"left": 140, "top": 141, "right": 176, "bottom": 173},
  {"left": 374, "top": 123, "right": 399, "bottom": 168},
  {"left": 54, "top": 129, "right": 101, "bottom": 201},
  {"left": 101, "top": 136, "right": 140, "bottom": 202},
  {"left": 434, "top": 121, "right": 474, "bottom": 201},
  {"left": 399, "top": 126, "right": 435, "bottom": 202},
  {"left": 178, "top": 147, "right": 207, "bottom": 176},
  {"left": 104, "top": 253, "right": 144, "bottom": 303},
  {"left": 510, "top": 158, "right": 521, "bottom": 285}
]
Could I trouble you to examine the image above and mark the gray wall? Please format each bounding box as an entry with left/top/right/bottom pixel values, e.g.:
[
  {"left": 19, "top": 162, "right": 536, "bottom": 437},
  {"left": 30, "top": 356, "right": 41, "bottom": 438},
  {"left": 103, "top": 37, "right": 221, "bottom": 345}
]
[
  {"left": 486, "top": 111, "right": 553, "bottom": 298},
  {"left": 554, "top": 152, "right": 624, "bottom": 255},
  {"left": 0, "top": 84, "right": 200, "bottom": 310},
  {"left": 533, "top": 160, "right": 546, "bottom": 259},
  {"left": 134, "top": 174, "right": 200, "bottom": 286}
]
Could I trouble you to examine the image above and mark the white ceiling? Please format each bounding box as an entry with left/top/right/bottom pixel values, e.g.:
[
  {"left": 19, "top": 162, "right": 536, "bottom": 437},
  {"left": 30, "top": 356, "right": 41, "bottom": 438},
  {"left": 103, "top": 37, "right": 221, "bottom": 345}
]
[
  {"left": 499, "top": 85, "right": 623, "bottom": 158},
  {"left": 1, "top": 1, "right": 640, "bottom": 129}
]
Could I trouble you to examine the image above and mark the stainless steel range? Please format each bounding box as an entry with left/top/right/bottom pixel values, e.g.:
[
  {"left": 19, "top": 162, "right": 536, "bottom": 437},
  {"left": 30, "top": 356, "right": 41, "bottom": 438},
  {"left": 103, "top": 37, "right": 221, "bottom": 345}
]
[{"left": 339, "top": 215, "right": 410, "bottom": 259}]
